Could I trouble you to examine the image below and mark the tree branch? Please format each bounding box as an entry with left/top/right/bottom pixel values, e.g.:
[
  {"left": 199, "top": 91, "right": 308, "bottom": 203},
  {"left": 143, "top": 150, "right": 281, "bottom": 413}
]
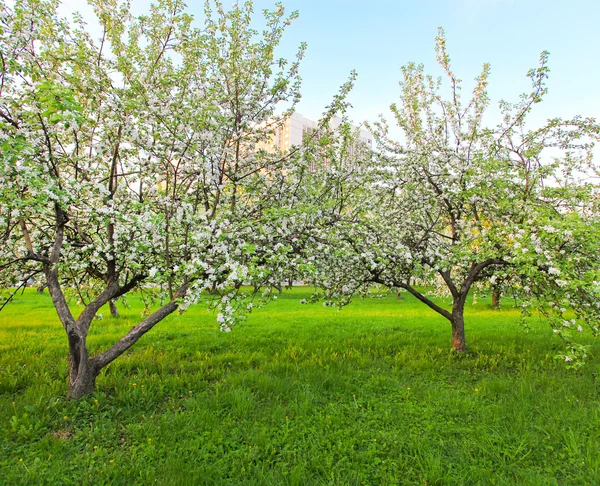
[
  {"left": 76, "top": 274, "right": 146, "bottom": 333},
  {"left": 92, "top": 284, "right": 188, "bottom": 370},
  {"left": 398, "top": 282, "right": 453, "bottom": 321},
  {"left": 461, "top": 258, "right": 510, "bottom": 296}
]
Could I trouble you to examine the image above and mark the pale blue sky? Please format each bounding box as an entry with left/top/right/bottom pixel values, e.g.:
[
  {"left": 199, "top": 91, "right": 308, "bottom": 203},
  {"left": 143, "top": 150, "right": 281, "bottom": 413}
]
[
  {"left": 64, "top": 0, "right": 600, "bottom": 129},
  {"left": 232, "top": 0, "right": 600, "bottom": 129}
]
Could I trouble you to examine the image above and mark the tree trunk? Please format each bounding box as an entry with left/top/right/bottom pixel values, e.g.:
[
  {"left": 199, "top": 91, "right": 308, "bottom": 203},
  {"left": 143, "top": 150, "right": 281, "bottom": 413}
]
[
  {"left": 68, "top": 359, "right": 97, "bottom": 399},
  {"left": 451, "top": 305, "right": 466, "bottom": 352},
  {"left": 393, "top": 280, "right": 469, "bottom": 353},
  {"left": 491, "top": 287, "right": 501, "bottom": 309},
  {"left": 67, "top": 333, "right": 97, "bottom": 399},
  {"left": 109, "top": 299, "right": 119, "bottom": 318}
]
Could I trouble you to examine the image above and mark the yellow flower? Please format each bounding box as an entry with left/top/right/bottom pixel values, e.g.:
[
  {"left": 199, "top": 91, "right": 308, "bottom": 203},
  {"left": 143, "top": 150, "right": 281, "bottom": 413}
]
[
  {"left": 109, "top": 459, "right": 114, "bottom": 463},
  {"left": 19, "top": 458, "right": 23, "bottom": 462},
  {"left": 475, "top": 388, "right": 479, "bottom": 393},
  {"left": 93, "top": 446, "right": 98, "bottom": 450},
  {"left": 131, "top": 383, "right": 137, "bottom": 387},
  {"left": 63, "top": 416, "right": 67, "bottom": 420},
  {"left": 407, "top": 387, "right": 411, "bottom": 391}
]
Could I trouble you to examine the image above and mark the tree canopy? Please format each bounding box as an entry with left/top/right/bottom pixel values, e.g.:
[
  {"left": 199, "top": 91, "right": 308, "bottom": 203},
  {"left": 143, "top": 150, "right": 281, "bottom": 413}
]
[
  {"left": 0, "top": 0, "right": 355, "bottom": 397},
  {"left": 304, "top": 29, "right": 600, "bottom": 363},
  {"left": 1, "top": 1, "right": 599, "bottom": 400}
]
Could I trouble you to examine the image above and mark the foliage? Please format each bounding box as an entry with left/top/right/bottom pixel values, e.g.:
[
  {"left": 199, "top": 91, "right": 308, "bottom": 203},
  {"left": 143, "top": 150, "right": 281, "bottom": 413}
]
[
  {"left": 0, "top": 0, "right": 353, "bottom": 397},
  {"left": 307, "top": 28, "right": 600, "bottom": 360}
]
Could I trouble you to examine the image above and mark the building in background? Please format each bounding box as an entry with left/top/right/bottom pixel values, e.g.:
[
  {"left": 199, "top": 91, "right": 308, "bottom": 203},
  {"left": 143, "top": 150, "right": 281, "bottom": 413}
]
[{"left": 267, "top": 113, "right": 373, "bottom": 169}]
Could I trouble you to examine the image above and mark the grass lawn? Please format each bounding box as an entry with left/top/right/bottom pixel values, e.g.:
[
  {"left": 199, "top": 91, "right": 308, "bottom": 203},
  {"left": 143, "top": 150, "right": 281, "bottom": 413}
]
[{"left": 1, "top": 287, "right": 599, "bottom": 485}]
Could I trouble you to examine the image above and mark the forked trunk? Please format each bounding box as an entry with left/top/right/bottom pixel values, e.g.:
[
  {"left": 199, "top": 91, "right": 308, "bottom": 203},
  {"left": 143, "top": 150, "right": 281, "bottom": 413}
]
[
  {"left": 451, "top": 304, "right": 466, "bottom": 352},
  {"left": 395, "top": 281, "right": 467, "bottom": 352},
  {"left": 67, "top": 332, "right": 97, "bottom": 399}
]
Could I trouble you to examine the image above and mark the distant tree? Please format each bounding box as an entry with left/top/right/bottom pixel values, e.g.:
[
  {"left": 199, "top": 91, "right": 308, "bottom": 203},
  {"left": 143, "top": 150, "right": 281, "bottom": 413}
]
[
  {"left": 0, "top": 0, "right": 350, "bottom": 398},
  {"left": 307, "top": 29, "right": 600, "bottom": 362}
]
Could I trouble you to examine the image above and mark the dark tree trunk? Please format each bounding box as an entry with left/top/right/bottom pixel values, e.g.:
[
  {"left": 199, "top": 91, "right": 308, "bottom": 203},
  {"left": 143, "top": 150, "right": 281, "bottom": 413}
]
[
  {"left": 491, "top": 287, "right": 501, "bottom": 309},
  {"left": 67, "top": 332, "right": 97, "bottom": 399},
  {"left": 68, "top": 359, "right": 97, "bottom": 399},
  {"left": 109, "top": 299, "right": 119, "bottom": 317},
  {"left": 451, "top": 302, "right": 467, "bottom": 352}
]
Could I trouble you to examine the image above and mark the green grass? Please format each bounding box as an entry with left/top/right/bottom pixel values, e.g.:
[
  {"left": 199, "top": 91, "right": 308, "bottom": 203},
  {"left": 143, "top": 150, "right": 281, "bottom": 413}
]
[{"left": 1, "top": 288, "right": 599, "bottom": 485}]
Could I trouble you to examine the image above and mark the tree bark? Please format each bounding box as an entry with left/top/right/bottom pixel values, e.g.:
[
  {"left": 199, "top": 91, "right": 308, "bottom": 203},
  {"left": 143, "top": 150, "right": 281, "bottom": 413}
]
[
  {"left": 109, "top": 299, "right": 119, "bottom": 317},
  {"left": 451, "top": 305, "right": 467, "bottom": 352},
  {"left": 67, "top": 332, "right": 97, "bottom": 399},
  {"left": 491, "top": 287, "right": 501, "bottom": 309}
]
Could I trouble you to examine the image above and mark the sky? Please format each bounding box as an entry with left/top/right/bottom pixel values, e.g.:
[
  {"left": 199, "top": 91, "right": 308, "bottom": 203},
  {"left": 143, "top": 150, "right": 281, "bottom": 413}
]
[{"left": 59, "top": 0, "right": 600, "bottom": 130}]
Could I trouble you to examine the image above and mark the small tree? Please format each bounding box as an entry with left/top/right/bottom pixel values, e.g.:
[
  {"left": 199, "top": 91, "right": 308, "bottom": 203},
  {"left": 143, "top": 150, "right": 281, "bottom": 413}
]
[
  {"left": 0, "top": 0, "right": 334, "bottom": 398},
  {"left": 308, "top": 29, "right": 600, "bottom": 360}
]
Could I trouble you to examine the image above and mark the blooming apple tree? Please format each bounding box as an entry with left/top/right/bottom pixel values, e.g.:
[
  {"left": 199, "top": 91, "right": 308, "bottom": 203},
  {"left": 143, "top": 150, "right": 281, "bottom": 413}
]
[
  {"left": 0, "top": 0, "right": 339, "bottom": 398},
  {"left": 307, "top": 29, "right": 600, "bottom": 361}
]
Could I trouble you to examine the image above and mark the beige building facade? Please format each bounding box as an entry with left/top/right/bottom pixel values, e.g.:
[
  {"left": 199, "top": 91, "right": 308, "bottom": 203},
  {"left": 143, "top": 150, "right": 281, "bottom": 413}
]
[{"left": 269, "top": 112, "right": 373, "bottom": 153}]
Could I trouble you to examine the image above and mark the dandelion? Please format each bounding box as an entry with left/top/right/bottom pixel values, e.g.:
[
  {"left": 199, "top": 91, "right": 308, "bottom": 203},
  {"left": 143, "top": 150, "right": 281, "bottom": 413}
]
[
  {"left": 475, "top": 388, "right": 479, "bottom": 393},
  {"left": 407, "top": 387, "right": 411, "bottom": 391},
  {"left": 63, "top": 416, "right": 67, "bottom": 420},
  {"left": 109, "top": 459, "right": 114, "bottom": 463},
  {"left": 19, "top": 458, "right": 23, "bottom": 462},
  {"left": 131, "top": 383, "right": 137, "bottom": 387}
]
